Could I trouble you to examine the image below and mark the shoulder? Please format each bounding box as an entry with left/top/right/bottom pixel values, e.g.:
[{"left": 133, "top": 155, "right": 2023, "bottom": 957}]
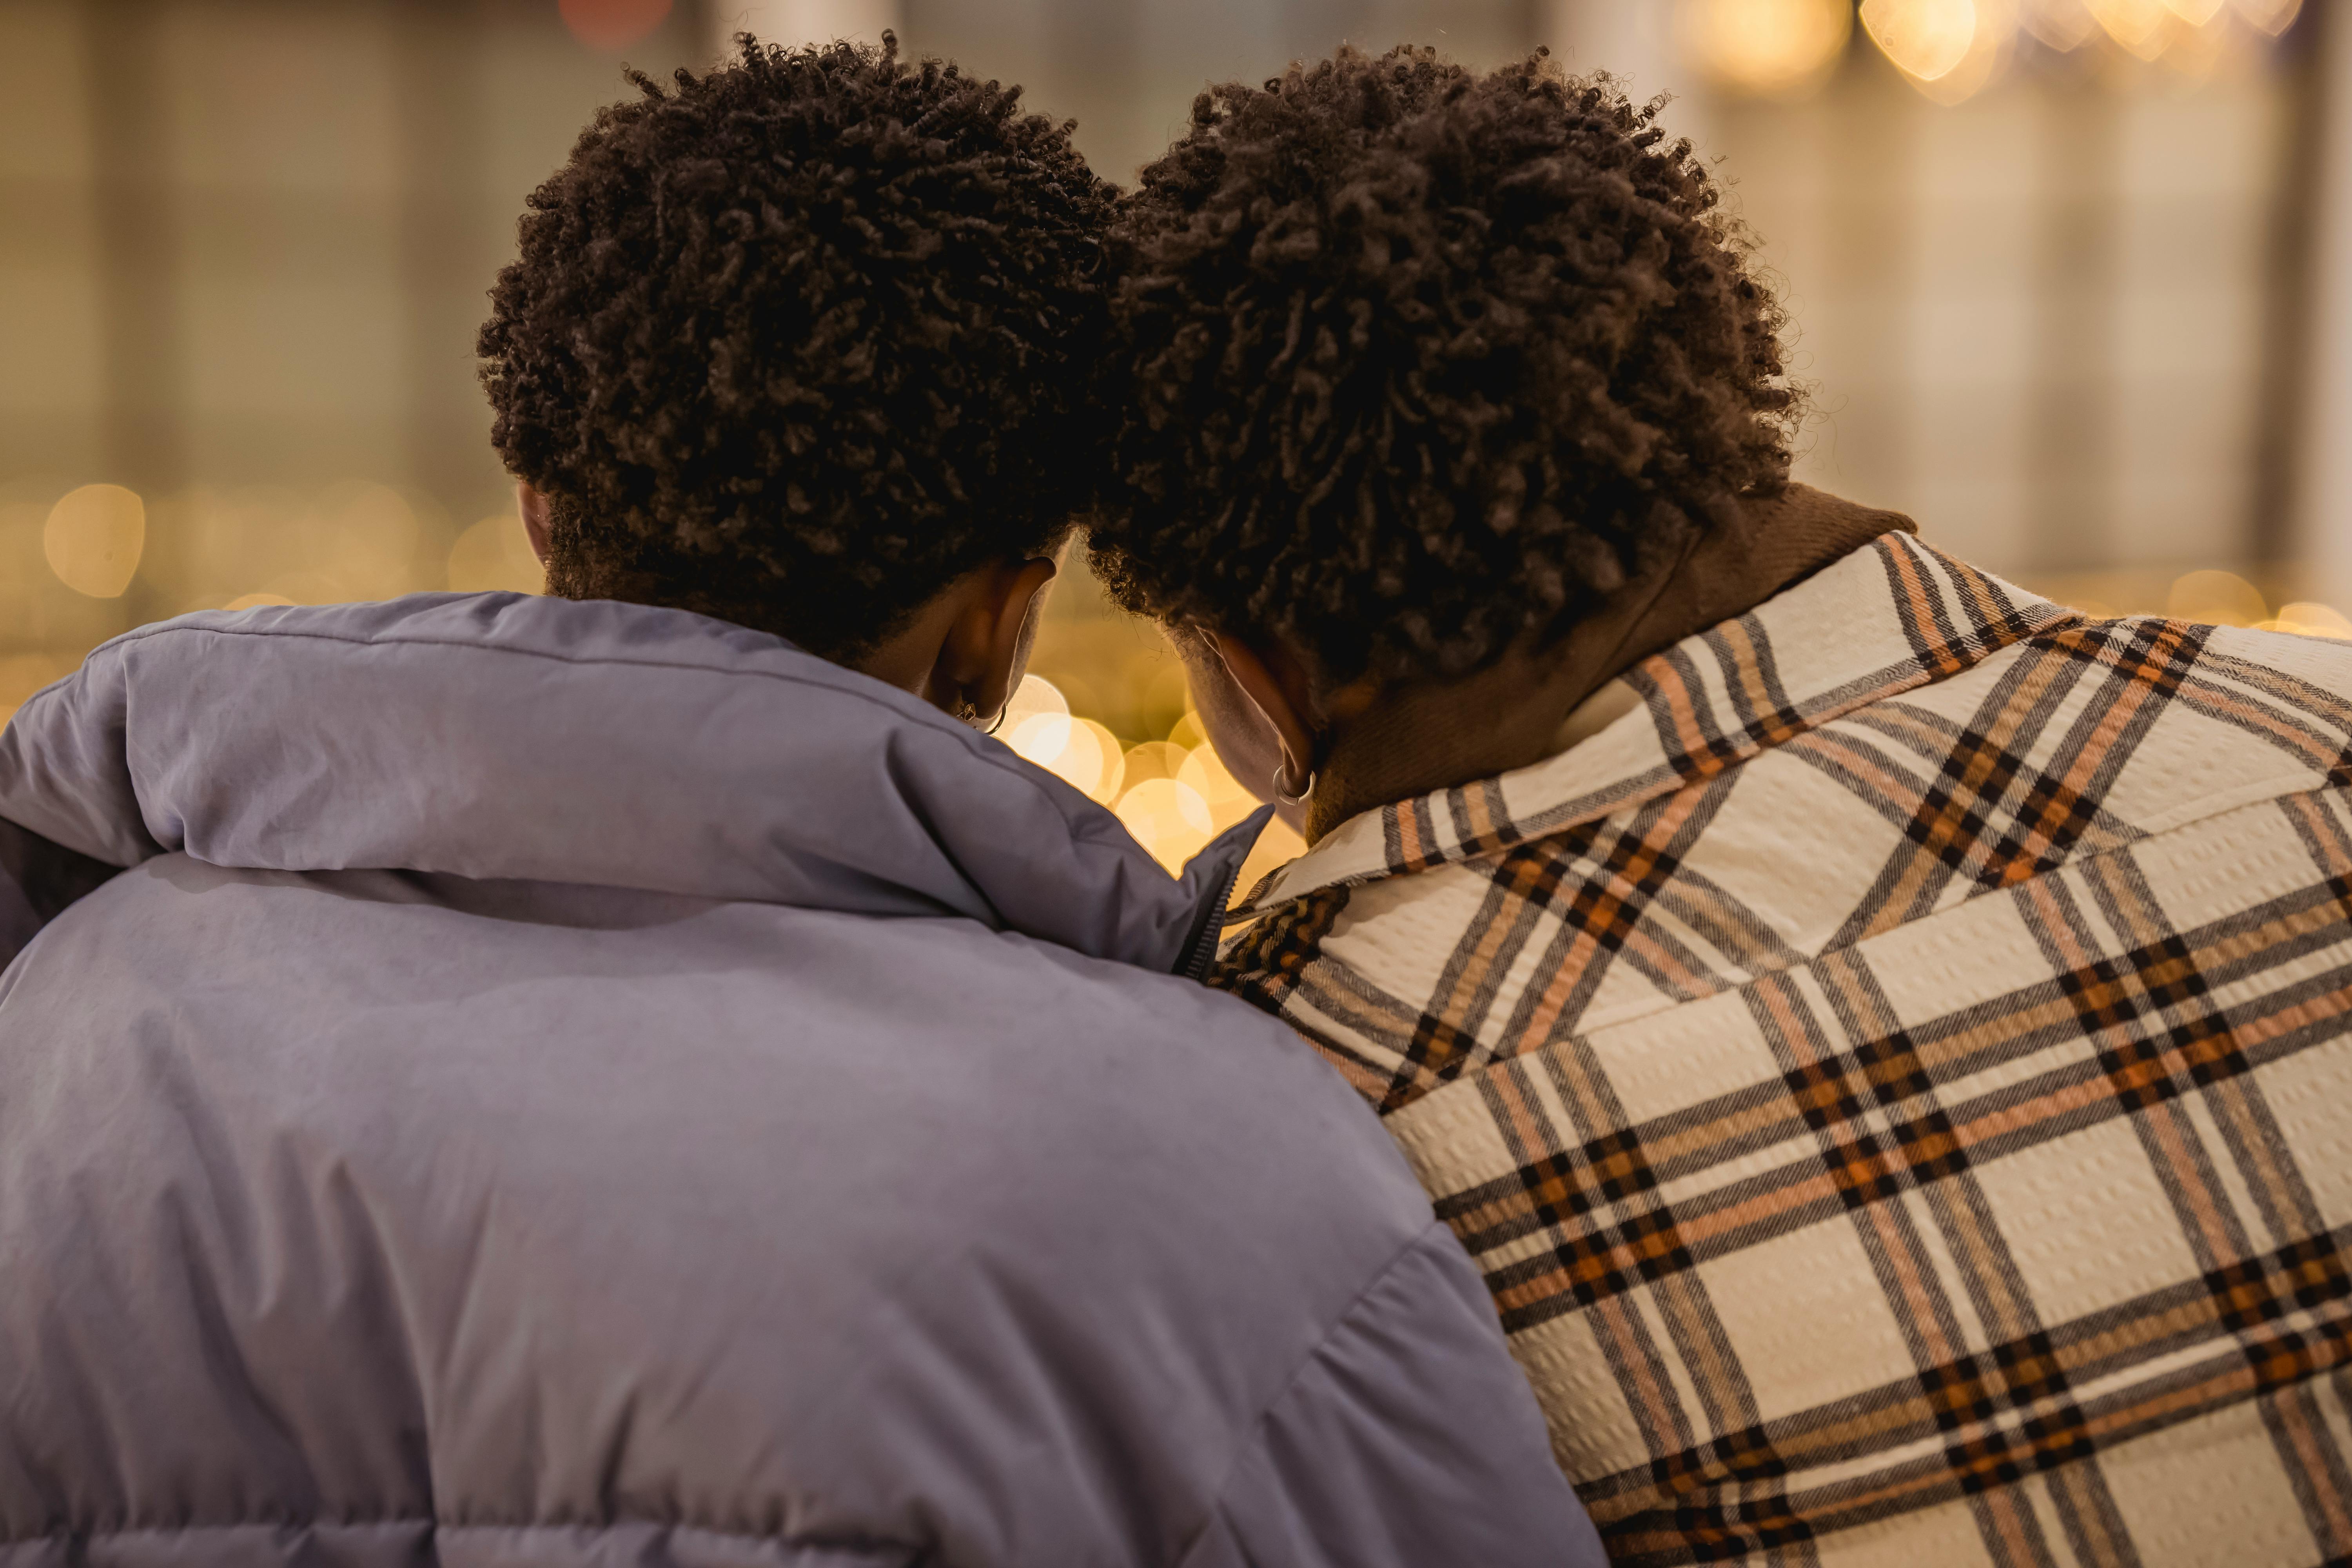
[
  {"left": 923, "top": 914, "right": 1445, "bottom": 1248},
  {"left": 2, "top": 864, "right": 1467, "bottom": 1561}
]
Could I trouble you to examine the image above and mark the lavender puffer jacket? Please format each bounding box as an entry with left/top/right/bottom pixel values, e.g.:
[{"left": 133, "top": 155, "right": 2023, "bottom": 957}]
[{"left": 0, "top": 594, "right": 1600, "bottom": 1568}]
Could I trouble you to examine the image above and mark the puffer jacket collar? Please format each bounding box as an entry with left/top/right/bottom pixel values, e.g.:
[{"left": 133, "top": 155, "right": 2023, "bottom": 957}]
[{"left": 0, "top": 592, "right": 1261, "bottom": 975}]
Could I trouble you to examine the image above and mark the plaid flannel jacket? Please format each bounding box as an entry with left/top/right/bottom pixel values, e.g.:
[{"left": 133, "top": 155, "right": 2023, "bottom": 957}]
[{"left": 1214, "top": 534, "right": 2352, "bottom": 1567}]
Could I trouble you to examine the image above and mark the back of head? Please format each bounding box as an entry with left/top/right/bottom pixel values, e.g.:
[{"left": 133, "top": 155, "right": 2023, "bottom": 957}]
[
  {"left": 478, "top": 34, "right": 1113, "bottom": 661},
  {"left": 1090, "top": 45, "right": 1801, "bottom": 687}
]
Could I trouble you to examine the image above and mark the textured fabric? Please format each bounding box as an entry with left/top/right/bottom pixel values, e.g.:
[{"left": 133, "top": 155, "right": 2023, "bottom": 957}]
[
  {"left": 1213, "top": 533, "right": 2352, "bottom": 1566},
  {"left": 0, "top": 593, "right": 1601, "bottom": 1568}
]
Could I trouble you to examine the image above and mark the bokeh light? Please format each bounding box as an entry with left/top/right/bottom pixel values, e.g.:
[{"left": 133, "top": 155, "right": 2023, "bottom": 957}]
[
  {"left": 2261, "top": 602, "right": 2352, "bottom": 638},
  {"left": 1177, "top": 746, "right": 1252, "bottom": 815},
  {"left": 0, "top": 653, "right": 72, "bottom": 730},
  {"left": 2236, "top": 0, "right": 2303, "bottom": 36},
  {"left": 2167, "top": 568, "right": 2268, "bottom": 626},
  {"left": 43, "top": 484, "right": 146, "bottom": 600},
  {"left": 1861, "top": 0, "right": 1984, "bottom": 82},
  {"left": 447, "top": 513, "right": 543, "bottom": 594},
  {"left": 1070, "top": 720, "right": 1127, "bottom": 803},
  {"left": 1676, "top": 0, "right": 1854, "bottom": 97},
  {"left": 1864, "top": 0, "right": 2029, "bottom": 102},
  {"left": 1116, "top": 777, "right": 1214, "bottom": 873},
  {"left": 1000, "top": 672, "right": 1072, "bottom": 746},
  {"left": 2022, "top": 0, "right": 2103, "bottom": 48},
  {"left": 559, "top": 0, "right": 674, "bottom": 52},
  {"left": 1719, "top": 0, "right": 2315, "bottom": 98},
  {"left": 1006, "top": 685, "right": 1128, "bottom": 805},
  {"left": 1120, "top": 740, "right": 1187, "bottom": 789},
  {"left": 140, "top": 481, "right": 444, "bottom": 611},
  {"left": 2085, "top": 0, "right": 2176, "bottom": 57},
  {"left": 314, "top": 483, "right": 421, "bottom": 603},
  {"left": 995, "top": 668, "right": 1311, "bottom": 885}
]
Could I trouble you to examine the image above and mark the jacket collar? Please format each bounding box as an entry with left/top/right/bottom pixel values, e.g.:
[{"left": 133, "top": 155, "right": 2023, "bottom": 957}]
[
  {"left": 1235, "top": 534, "right": 2076, "bottom": 916},
  {"left": 0, "top": 593, "right": 1258, "bottom": 976}
]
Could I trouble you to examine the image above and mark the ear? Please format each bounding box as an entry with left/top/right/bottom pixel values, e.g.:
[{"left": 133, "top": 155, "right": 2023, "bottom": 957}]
[
  {"left": 516, "top": 480, "right": 554, "bottom": 568},
  {"left": 1198, "top": 632, "right": 1322, "bottom": 797},
  {"left": 933, "top": 555, "right": 1062, "bottom": 726}
]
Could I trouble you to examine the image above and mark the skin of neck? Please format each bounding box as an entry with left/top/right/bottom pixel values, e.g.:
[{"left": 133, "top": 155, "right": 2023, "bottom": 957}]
[
  {"left": 516, "top": 480, "right": 1065, "bottom": 727},
  {"left": 1174, "top": 485, "right": 1916, "bottom": 846}
]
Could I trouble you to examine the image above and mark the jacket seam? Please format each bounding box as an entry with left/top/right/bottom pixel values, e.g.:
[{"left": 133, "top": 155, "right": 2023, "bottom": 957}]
[
  {"left": 24, "top": 618, "right": 1114, "bottom": 840},
  {"left": 18, "top": 617, "right": 1172, "bottom": 917},
  {"left": 1172, "top": 1217, "right": 1458, "bottom": 1568}
]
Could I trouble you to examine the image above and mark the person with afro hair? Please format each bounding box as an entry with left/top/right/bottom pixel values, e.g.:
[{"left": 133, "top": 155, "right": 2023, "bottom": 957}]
[
  {"left": 1101, "top": 42, "right": 2352, "bottom": 1565},
  {"left": 481, "top": 31, "right": 1107, "bottom": 700},
  {"left": 1091, "top": 42, "right": 1855, "bottom": 831},
  {"left": 0, "top": 34, "right": 1607, "bottom": 1564}
]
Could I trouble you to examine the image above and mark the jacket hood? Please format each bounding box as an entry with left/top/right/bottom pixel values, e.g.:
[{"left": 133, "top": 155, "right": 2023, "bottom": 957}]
[{"left": 0, "top": 592, "right": 1262, "bottom": 974}]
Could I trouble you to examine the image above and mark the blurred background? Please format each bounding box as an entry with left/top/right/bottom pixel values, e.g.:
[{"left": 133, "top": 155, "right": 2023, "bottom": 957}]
[{"left": 4, "top": 0, "right": 2347, "bottom": 883}]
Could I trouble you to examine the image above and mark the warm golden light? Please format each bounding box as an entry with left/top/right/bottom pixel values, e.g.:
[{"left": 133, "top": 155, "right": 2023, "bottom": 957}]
[
  {"left": 1007, "top": 706, "right": 1127, "bottom": 804},
  {"left": 1121, "top": 740, "right": 1189, "bottom": 789},
  {"left": 1074, "top": 720, "right": 1126, "bottom": 803},
  {"left": 0, "top": 653, "right": 71, "bottom": 731},
  {"left": 447, "top": 512, "right": 543, "bottom": 595},
  {"left": 321, "top": 483, "right": 421, "bottom": 602},
  {"left": 2261, "top": 602, "right": 2352, "bottom": 639},
  {"left": 2233, "top": 0, "right": 2302, "bottom": 35},
  {"left": 1166, "top": 728, "right": 1315, "bottom": 897},
  {"left": 1004, "top": 675, "right": 1078, "bottom": 786},
  {"left": 1000, "top": 672, "right": 1069, "bottom": 749},
  {"left": 1006, "top": 708, "right": 1074, "bottom": 764},
  {"left": 1690, "top": 0, "right": 2297, "bottom": 97},
  {"left": 2023, "top": 0, "right": 2104, "bottom": 47},
  {"left": 558, "top": 0, "right": 672, "bottom": 51},
  {"left": 1234, "top": 816, "right": 1308, "bottom": 902},
  {"left": 1862, "top": 0, "right": 1984, "bottom": 81},
  {"left": 2086, "top": 0, "right": 2176, "bottom": 57},
  {"left": 2167, "top": 568, "right": 2267, "bottom": 626},
  {"left": 1178, "top": 742, "right": 1258, "bottom": 821},
  {"left": 1114, "top": 777, "right": 1216, "bottom": 874},
  {"left": 44, "top": 484, "right": 146, "bottom": 599},
  {"left": 1674, "top": 0, "right": 1854, "bottom": 96},
  {"left": 225, "top": 592, "right": 297, "bottom": 612}
]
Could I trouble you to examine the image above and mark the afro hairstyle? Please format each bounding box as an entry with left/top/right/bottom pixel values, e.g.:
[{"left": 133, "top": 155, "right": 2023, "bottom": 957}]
[
  {"left": 479, "top": 32, "right": 1115, "bottom": 660},
  {"left": 1089, "top": 44, "right": 1802, "bottom": 689}
]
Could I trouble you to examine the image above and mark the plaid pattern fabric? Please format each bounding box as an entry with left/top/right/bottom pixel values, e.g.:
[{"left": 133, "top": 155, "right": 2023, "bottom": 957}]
[{"left": 1214, "top": 534, "right": 2352, "bottom": 1567}]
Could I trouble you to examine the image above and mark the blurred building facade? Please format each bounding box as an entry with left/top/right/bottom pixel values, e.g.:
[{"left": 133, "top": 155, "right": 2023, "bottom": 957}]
[{"left": 1, "top": 0, "right": 2343, "bottom": 873}]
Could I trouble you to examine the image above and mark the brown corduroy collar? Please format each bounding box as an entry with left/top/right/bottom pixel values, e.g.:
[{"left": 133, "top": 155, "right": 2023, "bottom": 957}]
[{"left": 1303, "top": 486, "right": 1919, "bottom": 843}]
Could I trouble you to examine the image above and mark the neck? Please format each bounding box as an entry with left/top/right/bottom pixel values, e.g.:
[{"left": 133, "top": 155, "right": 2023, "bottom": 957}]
[{"left": 1303, "top": 485, "right": 1915, "bottom": 842}]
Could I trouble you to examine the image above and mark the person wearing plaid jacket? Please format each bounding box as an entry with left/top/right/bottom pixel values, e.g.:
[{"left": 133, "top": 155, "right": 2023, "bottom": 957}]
[{"left": 1089, "top": 42, "right": 2352, "bottom": 1568}]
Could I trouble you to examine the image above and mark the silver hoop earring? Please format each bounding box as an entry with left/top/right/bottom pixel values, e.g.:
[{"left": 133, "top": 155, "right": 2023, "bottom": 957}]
[{"left": 1272, "top": 764, "right": 1316, "bottom": 808}]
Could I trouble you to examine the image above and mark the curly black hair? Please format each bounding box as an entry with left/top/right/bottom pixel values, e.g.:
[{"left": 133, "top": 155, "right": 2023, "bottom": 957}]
[
  {"left": 479, "top": 33, "right": 1114, "bottom": 660},
  {"left": 1089, "top": 45, "right": 1802, "bottom": 688}
]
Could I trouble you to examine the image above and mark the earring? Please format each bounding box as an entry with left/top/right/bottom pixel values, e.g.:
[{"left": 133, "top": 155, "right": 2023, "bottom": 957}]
[
  {"left": 1272, "top": 762, "right": 1316, "bottom": 808},
  {"left": 952, "top": 693, "right": 1011, "bottom": 735}
]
